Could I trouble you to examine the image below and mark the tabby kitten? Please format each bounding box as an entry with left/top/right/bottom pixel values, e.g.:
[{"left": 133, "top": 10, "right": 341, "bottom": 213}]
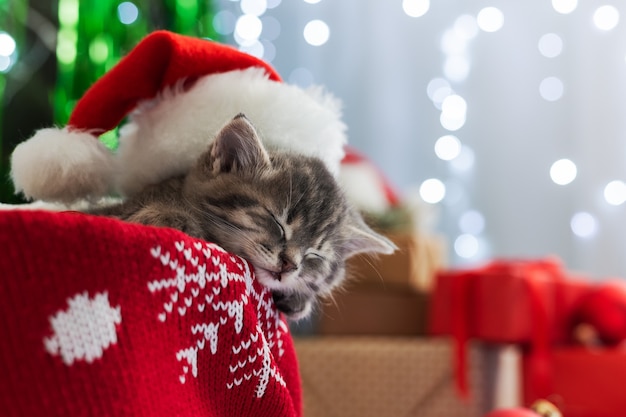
[{"left": 92, "top": 114, "right": 395, "bottom": 319}]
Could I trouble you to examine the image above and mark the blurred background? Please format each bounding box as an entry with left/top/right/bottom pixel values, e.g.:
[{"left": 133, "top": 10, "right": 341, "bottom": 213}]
[{"left": 2, "top": 0, "right": 626, "bottom": 278}]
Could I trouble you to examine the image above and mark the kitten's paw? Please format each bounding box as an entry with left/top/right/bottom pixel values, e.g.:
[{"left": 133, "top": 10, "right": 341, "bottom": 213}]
[{"left": 272, "top": 291, "right": 313, "bottom": 321}]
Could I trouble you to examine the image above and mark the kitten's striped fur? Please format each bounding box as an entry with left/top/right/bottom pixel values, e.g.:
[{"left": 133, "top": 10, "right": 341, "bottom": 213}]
[{"left": 92, "top": 114, "right": 395, "bottom": 319}]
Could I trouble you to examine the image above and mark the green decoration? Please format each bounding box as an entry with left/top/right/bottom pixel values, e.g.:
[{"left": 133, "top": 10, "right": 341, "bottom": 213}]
[
  {"left": 0, "top": 0, "right": 221, "bottom": 202},
  {"left": 0, "top": 0, "right": 28, "bottom": 204},
  {"left": 54, "top": 0, "right": 221, "bottom": 139}
]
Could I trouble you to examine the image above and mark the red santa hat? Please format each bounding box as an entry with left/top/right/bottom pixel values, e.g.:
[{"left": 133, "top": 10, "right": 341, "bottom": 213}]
[
  {"left": 10, "top": 31, "right": 347, "bottom": 203},
  {"left": 340, "top": 146, "right": 400, "bottom": 213}
]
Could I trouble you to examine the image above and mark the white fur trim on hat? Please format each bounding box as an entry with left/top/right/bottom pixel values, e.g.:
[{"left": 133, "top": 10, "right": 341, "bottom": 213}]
[
  {"left": 10, "top": 128, "right": 115, "bottom": 203},
  {"left": 115, "top": 67, "right": 347, "bottom": 196}
]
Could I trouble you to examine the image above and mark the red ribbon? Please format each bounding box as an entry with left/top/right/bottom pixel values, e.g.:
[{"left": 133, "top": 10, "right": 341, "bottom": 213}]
[{"left": 449, "top": 259, "right": 561, "bottom": 399}]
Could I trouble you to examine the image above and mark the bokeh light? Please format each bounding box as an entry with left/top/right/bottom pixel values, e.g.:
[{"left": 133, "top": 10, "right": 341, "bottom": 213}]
[
  {"left": 434, "top": 135, "right": 462, "bottom": 161},
  {"left": 427, "top": 78, "right": 452, "bottom": 109},
  {"left": 552, "top": 0, "right": 577, "bottom": 14},
  {"left": 235, "top": 14, "right": 263, "bottom": 44},
  {"left": 56, "top": 28, "right": 77, "bottom": 65},
  {"left": 241, "top": 0, "right": 267, "bottom": 17},
  {"left": 419, "top": 178, "right": 446, "bottom": 204},
  {"left": 538, "top": 33, "right": 563, "bottom": 58},
  {"left": 117, "top": 2, "right": 139, "bottom": 25},
  {"left": 441, "top": 94, "right": 467, "bottom": 119},
  {"left": 0, "top": 32, "right": 16, "bottom": 57},
  {"left": 303, "top": 19, "right": 330, "bottom": 46},
  {"left": 593, "top": 5, "right": 620, "bottom": 31},
  {"left": 88, "top": 36, "right": 109, "bottom": 64},
  {"left": 604, "top": 180, "right": 626, "bottom": 206},
  {"left": 477, "top": 7, "right": 504, "bottom": 33},
  {"left": 440, "top": 94, "right": 467, "bottom": 131},
  {"left": 441, "top": 29, "right": 466, "bottom": 56},
  {"left": 550, "top": 159, "right": 577, "bottom": 185},
  {"left": 213, "top": 10, "right": 237, "bottom": 35},
  {"left": 58, "top": 0, "right": 79, "bottom": 26},
  {"left": 454, "top": 234, "right": 479, "bottom": 259},
  {"left": 459, "top": 210, "right": 486, "bottom": 235},
  {"left": 0, "top": 31, "right": 15, "bottom": 73},
  {"left": 444, "top": 55, "right": 470, "bottom": 82},
  {"left": 402, "top": 0, "right": 430, "bottom": 18},
  {"left": 571, "top": 212, "right": 598, "bottom": 238},
  {"left": 454, "top": 14, "right": 478, "bottom": 40},
  {"left": 0, "top": 56, "right": 11, "bottom": 72},
  {"left": 539, "top": 77, "right": 564, "bottom": 101}
]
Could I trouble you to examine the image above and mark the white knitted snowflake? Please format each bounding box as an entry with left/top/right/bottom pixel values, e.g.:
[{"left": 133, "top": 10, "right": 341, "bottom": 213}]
[
  {"left": 43, "top": 291, "right": 122, "bottom": 365},
  {"left": 147, "top": 240, "right": 287, "bottom": 397}
]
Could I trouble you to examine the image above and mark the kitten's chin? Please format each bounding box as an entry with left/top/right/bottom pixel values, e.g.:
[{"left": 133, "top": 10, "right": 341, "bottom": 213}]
[
  {"left": 253, "top": 265, "right": 300, "bottom": 292},
  {"left": 253, "top": 266, "right": 285, "bottom": 290}
]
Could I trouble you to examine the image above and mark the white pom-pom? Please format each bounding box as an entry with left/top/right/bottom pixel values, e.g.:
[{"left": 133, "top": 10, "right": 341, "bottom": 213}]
[
  {"left": 10, "top": 128, "right": 115, "bottom": 203},
  {"left": 339, "top": 162, "right": 392, "bottom": 214}
]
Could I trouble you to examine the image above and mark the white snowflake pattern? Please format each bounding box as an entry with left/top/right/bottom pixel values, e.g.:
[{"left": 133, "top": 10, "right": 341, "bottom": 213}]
[
  {"left": 43, "top": 291, "right": 121, "bottom": 365},
  {"left": 147, "top": 240, "right": 287, "bottom": 397}
]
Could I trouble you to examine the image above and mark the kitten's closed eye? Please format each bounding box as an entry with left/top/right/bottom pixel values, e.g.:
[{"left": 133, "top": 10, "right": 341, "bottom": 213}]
[
  {"left": 268, "top": 212, "right": 286, "bottom": 239},
  {"left": 304, "top": 250, "right": 324, "bottom": 260}
]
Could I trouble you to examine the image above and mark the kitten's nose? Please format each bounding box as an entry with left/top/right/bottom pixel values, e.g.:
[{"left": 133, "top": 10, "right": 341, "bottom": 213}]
[{"left": 280, "top": 256, "right": 297, "bottom": 273}]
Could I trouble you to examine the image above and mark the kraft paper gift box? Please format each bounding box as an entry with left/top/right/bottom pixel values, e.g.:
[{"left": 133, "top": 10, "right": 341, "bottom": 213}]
[
  {"left": 316, "top": 285, "right": 429, "bottom": 336},
  {"left": 294, "top": 337, "right": 488, "bottom": 417},
  {"left": 315, "top": 232, "right": 445, "bottom": 336},
  {"left": 346, "top": 232, "right": 447, "bottom": 293}
]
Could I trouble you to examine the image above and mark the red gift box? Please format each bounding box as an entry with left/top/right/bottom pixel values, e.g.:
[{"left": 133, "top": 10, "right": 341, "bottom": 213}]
[
  {"left": 523, "top": 347, "right": 626, "bottom": 417},
  {"left": 428, "top": 258, "right": 591, "bottom": 396}
]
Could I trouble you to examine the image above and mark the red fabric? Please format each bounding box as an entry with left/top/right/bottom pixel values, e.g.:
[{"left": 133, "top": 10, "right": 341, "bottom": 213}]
[
  {"left": 68, "top": 31, "right": 282, "bottom": 135},
  {"left": 429, "top": 259, "right": 590, "bottom": 397},
  {"left": 523, "top": 347, "right": 626, "bottom": 417},
  {"left": 0, "top": 210, "right": 301, "bottom": 417}
]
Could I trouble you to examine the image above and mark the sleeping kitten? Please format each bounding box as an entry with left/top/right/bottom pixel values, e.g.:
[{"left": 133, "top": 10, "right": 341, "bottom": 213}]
[{"left": 92, "top": 114, "right": 395, "bottom": 319}]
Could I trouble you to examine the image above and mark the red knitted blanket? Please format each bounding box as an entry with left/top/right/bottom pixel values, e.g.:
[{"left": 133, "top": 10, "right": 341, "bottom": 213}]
[{"left": 0, "top": 210, "right": 302, "bottom": 417}]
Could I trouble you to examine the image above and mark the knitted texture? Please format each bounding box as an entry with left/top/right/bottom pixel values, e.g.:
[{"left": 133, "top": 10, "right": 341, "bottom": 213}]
[{"left": 0, "top": 210, "right": 302, "bottom": 417}]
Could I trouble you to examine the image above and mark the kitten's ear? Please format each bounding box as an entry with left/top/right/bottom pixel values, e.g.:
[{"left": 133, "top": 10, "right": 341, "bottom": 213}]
[
  {"left": 208, "top": 114, "right": 271, "bottom": 174},
  {"left": 343, "top": 209, "right": 397, "bottom": 258}
]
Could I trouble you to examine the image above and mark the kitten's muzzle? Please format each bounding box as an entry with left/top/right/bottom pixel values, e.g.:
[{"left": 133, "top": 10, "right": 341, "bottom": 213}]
[{"left": 270, "top": 257, "right": 298, "bottom": 282}]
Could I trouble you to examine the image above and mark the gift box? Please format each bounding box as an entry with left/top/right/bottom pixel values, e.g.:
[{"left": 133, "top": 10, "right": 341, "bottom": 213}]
[
  {"left": 316, "top": 286, "right": 429, "bottom": 336},
  {"left": 428, "top": 259, "right": 591, "bottom": 396},
  {"left": 315, "top": 232, "right": 442, "bottom": 336},
  {"left": 347, "top": 232, "right": 447, "bottom": 293},
  {"left": 429, "top": 259, "right": 590, "bottom": 344},
  {"left": 523, "top": 347, "right": 626, "bottom": 417},
  {"left": 294, "top": 337, "right": 487, "bottom": 417}
]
